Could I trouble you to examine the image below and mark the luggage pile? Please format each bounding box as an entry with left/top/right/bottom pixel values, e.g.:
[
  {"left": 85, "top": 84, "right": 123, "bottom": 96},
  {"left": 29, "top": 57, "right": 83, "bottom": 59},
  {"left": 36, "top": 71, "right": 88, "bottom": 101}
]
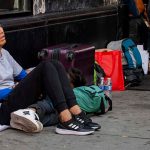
[
  {"left": 37, "top": 37, "right": 148, "bottom": 90},
  {"left": 107, "top": 38, "right": 145, "bottom": 88},
  {"left": 38, "top": 44, "right": 113, "bottom": 115}
]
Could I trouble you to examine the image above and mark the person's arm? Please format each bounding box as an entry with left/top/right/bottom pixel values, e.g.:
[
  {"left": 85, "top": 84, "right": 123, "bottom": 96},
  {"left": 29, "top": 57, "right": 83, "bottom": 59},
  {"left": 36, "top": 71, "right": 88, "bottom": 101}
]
[
  {"left": 0, "top": 88, "right": 12, "bottom": 101},
  {"left": 14, "top": 69, "right": 27, "bottom": 81},
  {"left": 26, "top": 67, "right": 35, "bottom": 74},
  {"left": 4, "top": 50, "right": 27, "bottom": 81}
]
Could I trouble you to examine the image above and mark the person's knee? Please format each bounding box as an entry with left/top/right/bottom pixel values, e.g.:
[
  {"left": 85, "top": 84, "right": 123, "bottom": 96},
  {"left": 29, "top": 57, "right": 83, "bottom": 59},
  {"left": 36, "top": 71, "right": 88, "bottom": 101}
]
[
  {"left": 40, "top": 60, "right": 65, "bottom": 75},
  {"left": 49, "top": 60, "right": 66, "bottom": 72},
  {"left": 40, "top": 60, "right": 54, "bottom": 70},
  {"left": 50, "top": 59, "right": 63, "bottom": 67},
  {"left": 41, "top": 59, "right": 61, "bottom": 66}
]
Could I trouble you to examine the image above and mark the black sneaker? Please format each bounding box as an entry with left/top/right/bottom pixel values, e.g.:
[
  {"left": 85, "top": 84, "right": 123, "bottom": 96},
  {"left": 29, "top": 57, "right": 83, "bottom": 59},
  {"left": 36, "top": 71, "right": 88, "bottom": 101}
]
[
  {"left": 55, "top": 119, "right": 94, "bottom": 136},
  {"left": 74, "top": 112, "right": 101, "bottom": 130}
]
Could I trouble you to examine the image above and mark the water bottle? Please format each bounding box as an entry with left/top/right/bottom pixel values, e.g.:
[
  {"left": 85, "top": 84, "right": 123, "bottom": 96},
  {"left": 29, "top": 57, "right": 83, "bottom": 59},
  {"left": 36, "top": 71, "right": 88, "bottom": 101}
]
[
  {"left": 104, "top": 77, "right": 112, "bottom": 99},
  {"left": 98, "top": 77, "right": 105, "bottom": 90}
]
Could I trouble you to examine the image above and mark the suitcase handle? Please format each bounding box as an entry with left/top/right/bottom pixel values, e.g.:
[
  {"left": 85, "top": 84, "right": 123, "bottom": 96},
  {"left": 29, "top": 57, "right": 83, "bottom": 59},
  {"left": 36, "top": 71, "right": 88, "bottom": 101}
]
[
  {"left": 38, "top": 46, "right": 75, "bottom": 61},
  {"left": 70, "top": 44, "right": 79, "bottom": 49},
  {"left": 38, "top": 49, "right": 48, "bottom": 60},
  {"left": 53, "top": 48, "right": 75, "bottom": 61}
]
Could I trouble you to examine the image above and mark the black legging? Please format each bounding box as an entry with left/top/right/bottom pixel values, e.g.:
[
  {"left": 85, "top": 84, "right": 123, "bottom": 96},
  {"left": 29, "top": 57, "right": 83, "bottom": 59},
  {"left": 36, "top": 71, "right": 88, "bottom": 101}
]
[{"left": 0, "top": 60, "right": 77, "bottom": 125}]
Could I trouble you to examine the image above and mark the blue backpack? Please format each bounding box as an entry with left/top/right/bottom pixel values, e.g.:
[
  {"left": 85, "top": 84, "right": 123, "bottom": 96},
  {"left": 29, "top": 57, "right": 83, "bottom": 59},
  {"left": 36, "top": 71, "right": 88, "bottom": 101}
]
[{"left": 122, "top": 38, "right": 142, "bottom": 69}]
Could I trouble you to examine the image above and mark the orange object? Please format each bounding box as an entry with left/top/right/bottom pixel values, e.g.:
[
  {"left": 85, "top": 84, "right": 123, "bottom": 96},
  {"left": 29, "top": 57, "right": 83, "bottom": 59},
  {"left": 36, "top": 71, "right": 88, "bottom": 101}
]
[
  {"left": 135, "top": 0, "right": 145, "bottom": 14},
  {"left": 135, "top": 0, "right": 149, "bottom": 22}
]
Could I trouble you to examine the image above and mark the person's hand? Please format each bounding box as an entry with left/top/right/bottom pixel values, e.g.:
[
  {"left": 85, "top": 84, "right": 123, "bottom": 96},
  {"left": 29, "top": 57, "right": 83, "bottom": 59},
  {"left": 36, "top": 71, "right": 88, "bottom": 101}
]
[
  {"left": 0, "top": 27, "right": 6, "bottom": 48},
  {"left": 26, "top": 67, "right": 35, "bottom": 74},
  {"left": 12, "top": 82, "right": 19, "bottom": 88}
]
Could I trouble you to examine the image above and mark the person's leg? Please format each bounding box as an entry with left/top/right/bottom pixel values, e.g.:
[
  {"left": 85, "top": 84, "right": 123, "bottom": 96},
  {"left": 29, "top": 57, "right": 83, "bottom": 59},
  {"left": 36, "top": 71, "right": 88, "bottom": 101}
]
[
  {"left": 28, "top": 97, "right": 59, "bottom": 126},
  {"left": 49, "top": 61, "right": 85, "bottom": 123},
  {"left": 0, "top": 60, "right": 70, "bottom": 125},
  {"left": 49, "top": 60, "right": 78, "bottom": 109},
  {"left": 49, "top": 61, "right": 101, "bottom": 130}
]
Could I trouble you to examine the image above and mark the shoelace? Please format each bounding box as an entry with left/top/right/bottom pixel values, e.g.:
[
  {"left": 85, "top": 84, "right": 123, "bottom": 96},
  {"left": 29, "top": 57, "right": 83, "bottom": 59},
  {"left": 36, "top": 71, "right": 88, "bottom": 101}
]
[{"left": 75, "top": 113, "right": 92, "bottom": 124}]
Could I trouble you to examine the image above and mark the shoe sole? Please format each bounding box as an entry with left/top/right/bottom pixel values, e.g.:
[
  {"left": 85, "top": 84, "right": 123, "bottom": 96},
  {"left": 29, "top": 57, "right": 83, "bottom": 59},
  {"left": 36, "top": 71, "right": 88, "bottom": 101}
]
[
  {"left": 10, "top": 121, "right": 43, "bottom": 133},
  {"left": 92, "top": 126, "right": 101, "bottom": 131},
  {"left": 10, "top": 113, "right": 43, "bottom": 133},
  {"left": 10, "top": 121, "right": 33, "bottom": 132},
  {"left": 55, "top": 128, "right": 94, "bottom": 136}
]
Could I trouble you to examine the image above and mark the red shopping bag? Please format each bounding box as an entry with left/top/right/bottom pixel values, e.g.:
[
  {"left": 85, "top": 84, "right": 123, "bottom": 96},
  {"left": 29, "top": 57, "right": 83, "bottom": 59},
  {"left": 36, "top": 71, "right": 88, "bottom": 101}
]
[{"left": 95, "top": 50, "right": 125, "bottom": 91}]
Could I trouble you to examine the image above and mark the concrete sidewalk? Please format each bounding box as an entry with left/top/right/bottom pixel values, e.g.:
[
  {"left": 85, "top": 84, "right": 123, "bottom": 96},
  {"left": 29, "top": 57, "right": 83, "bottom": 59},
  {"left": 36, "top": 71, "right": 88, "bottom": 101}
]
[{"left": 0, "top": 90, "right": 150, "bottom": 150}]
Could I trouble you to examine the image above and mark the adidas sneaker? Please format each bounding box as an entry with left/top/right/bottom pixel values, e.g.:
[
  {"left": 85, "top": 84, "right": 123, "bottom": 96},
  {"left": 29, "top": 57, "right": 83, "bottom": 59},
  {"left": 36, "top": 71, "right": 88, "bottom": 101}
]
[
  {"left": 74, "top": 111, "right": 101, "bottom": 130},
  {"left": 56, "top": 118, "right": 94, "bottom": 136}
]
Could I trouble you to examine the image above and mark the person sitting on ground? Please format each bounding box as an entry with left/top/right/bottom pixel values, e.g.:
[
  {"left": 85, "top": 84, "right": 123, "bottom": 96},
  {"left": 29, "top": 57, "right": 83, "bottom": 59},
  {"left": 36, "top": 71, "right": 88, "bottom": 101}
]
[{"left": 0, "top": 26, "right": 100, "bottom": 135}]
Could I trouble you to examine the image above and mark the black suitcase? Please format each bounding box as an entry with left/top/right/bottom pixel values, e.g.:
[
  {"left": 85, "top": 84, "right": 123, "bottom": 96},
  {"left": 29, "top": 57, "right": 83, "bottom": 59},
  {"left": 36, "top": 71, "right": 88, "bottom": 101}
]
[{"left": 38, "top": 43, "right": 95, "bottom": 85}]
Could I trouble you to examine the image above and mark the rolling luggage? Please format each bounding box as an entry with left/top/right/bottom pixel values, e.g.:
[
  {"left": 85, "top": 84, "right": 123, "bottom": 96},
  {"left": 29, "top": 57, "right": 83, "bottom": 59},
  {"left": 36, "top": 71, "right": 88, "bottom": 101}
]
[{"left": 38, "top": 43, "right": 95, "bottom": 85}]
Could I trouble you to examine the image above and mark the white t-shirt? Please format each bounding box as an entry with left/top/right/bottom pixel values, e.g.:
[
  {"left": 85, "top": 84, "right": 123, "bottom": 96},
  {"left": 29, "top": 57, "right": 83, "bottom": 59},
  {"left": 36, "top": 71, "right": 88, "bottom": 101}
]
[{"left": 0, "top": 48, "right": 22, "bottom": 89}]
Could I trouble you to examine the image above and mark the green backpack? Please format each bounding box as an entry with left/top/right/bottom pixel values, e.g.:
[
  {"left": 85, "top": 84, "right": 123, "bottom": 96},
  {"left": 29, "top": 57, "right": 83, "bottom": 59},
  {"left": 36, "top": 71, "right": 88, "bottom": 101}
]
[{"left": 73, "top": 85, "right": 112, "bottom": 114}]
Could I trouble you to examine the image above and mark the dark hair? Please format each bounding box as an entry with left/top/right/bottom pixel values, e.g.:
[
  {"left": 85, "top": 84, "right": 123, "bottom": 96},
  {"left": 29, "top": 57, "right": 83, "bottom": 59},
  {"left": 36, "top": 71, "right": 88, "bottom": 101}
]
[{"left": 68, "top": 67, "right": 86, "bottom": 88}]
